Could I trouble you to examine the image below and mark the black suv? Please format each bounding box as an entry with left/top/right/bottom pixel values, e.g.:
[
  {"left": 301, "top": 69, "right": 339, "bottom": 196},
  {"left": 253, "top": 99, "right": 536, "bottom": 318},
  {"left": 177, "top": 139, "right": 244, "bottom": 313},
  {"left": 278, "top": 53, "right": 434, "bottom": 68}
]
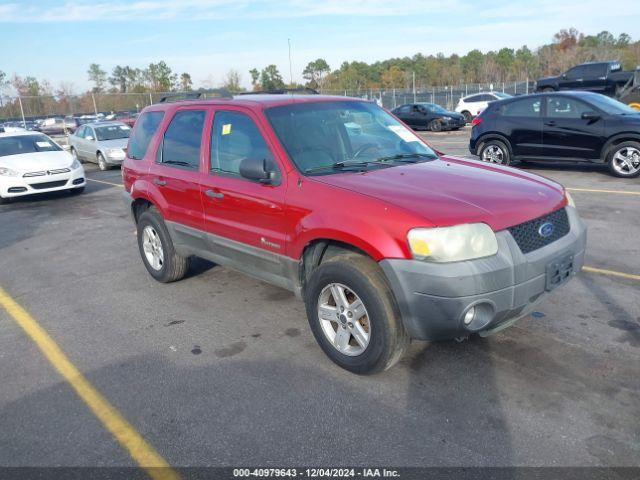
[{"left": 469, "top": 91, "right": 640, "bottom": 178}]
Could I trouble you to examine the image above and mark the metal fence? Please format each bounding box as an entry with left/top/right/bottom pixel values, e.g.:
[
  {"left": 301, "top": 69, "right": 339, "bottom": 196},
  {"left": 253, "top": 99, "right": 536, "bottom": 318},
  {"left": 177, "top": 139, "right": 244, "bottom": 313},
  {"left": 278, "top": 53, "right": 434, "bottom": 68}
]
[
  {"left": 0, "top": 81, "right": 533, "bottom": 122},
  {"left": 324, "top": 80, "right": 533, "bottom": 110}
]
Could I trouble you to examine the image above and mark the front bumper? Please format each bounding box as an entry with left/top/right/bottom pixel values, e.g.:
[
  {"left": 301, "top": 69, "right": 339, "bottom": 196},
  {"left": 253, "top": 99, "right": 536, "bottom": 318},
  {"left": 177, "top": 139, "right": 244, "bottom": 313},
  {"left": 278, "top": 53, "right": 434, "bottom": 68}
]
[
  {"left": 0, "top": 168, "right": 86, "bottom": 198},
  {"left": 380, "top": 207, "right": 587, "bottom": 341}
]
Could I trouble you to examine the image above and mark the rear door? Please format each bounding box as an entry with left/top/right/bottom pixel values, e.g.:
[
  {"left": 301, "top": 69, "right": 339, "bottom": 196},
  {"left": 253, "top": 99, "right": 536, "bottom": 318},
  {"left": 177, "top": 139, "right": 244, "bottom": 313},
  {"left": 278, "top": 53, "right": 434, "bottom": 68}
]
[
  {"left": 394, "top": 105, "right": 414, "bottom": 127},
  {"left": 198, "top": 106, "right": 289, "bottom": 283},
  {"left": 494, "top": 97, "right": 543, "bottom": 157},
  {"left": 147, "top": 107, "right": 207, "bottom": 232},
  {"left": 542, "top": 96, "right": 604, "bottom": 160},
  {"left": 582, "top": 63, "right": 607, "bottom": 92}
]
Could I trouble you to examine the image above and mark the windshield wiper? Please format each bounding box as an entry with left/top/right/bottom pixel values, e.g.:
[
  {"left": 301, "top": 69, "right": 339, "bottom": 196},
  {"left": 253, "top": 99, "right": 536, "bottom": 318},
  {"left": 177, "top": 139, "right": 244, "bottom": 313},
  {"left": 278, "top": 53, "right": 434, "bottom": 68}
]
[
  {"left": 375, "top": 153, "right": 437, "bottom": 163},
  {"left": 305, "top": 160, "right": 380, "bottom": 174}
]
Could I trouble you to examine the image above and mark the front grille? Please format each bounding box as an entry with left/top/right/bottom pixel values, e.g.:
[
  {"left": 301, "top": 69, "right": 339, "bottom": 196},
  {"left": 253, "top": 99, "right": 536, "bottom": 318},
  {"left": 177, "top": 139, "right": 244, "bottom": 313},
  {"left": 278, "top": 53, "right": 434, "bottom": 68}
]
[
  {"left": 23, "top": 168, "right": 70, "bottom": 178},
  {"left": 508, "top": 208, "right": 570, "bottom": 254},
  {"left": 29, "top": 180, "right": 68, "bottom": 190}
]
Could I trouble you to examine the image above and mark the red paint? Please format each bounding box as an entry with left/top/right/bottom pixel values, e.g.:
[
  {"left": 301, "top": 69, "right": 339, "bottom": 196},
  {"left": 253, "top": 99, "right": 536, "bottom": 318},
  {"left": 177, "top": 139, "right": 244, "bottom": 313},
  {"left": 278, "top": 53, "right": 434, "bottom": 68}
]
[{"left": 122, "top": 96, "right": 568, "bottom": 262}]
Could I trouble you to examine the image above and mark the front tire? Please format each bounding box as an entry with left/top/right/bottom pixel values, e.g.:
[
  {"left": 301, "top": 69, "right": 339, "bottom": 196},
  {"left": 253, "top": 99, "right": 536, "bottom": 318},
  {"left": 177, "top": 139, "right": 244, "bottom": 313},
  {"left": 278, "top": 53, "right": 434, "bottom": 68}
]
[
  {"left": 479, "top": 139, "right": 511, "bottom": 165},
  {"left": 607, "top": 141, "right": 640, "bottom": 178},
  {"left": 304, "top": 253, "right": 409, "bottom": 375},
  {"left": 137, "top": 208, "right": 190, "bottom": 283},
  {"left": 429, "top": 120, "right": 443, "bottom": 132},
  {"left": 97, "top": 152, "right": 109, "bottom": 171}
]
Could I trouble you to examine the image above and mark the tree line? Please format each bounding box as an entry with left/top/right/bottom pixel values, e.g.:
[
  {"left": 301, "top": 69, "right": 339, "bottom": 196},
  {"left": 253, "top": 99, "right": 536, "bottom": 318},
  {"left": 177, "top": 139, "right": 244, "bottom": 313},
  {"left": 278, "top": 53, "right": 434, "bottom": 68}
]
[{"left": 1, "top": 28, "right": 638, "bottom": 119}]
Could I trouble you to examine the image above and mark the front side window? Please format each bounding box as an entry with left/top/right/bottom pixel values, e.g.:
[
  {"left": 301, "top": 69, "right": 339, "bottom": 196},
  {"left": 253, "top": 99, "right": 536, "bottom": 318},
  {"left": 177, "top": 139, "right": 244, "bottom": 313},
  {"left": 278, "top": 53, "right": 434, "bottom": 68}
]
[
  {"left": 160, "top": 110, "right": 206, "bottom": 169},
  {"left": 265, "top": 100, "right": 438, "bottom": 175},
  {"left": 500, "top": 98, "right": 541, "bottom": 117},
  {"left": 128, "top": 111, "right": 164, "bottom": 160},
  {"left": 75, "top": 126, "right": 86, "bottom": 137},
  {"left": 565, "top": 66, "right": 585, "bottom": 80},
  {"left": 85, "top": 127, "right": 96, "bottom": 139},
  {"left": 546, "top": 97, "right": 591, "bottom": 119},
  {"left": 210, "top": 111, "right": 274, "bottom": 175}
]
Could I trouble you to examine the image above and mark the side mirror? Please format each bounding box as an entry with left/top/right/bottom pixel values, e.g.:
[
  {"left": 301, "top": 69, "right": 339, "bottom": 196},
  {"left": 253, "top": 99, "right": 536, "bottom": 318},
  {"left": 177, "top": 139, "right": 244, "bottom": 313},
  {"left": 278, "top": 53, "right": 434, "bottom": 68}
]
[
  {"left": 561, "top": 73, "right": 567, "bottom": 79},
  {"left": 581, "top": 111, "right": 600, "bottom": 121},
  {"left": 85, "top": 135, "right": 94, "bottom": 141},
  {"left": 239, "top": 157, "right": 276, "bottom": 184}
]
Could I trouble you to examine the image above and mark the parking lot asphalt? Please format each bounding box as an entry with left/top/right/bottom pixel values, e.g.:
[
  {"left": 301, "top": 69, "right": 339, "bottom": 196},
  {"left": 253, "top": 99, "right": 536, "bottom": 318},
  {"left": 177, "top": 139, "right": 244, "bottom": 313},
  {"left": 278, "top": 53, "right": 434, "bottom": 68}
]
[{"left": 0, "top": 129, "right": 638, "bottom": 470}]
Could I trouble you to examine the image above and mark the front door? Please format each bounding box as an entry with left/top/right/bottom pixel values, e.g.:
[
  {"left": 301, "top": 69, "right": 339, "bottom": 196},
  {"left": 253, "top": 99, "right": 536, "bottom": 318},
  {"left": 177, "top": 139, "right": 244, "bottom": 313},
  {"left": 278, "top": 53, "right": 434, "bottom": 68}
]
[
  {"left": 198, "top": 107, "right": 290, "bottom": 287},
  {"left": 542, "top": 96, "right": 604, "bottom": 160}
]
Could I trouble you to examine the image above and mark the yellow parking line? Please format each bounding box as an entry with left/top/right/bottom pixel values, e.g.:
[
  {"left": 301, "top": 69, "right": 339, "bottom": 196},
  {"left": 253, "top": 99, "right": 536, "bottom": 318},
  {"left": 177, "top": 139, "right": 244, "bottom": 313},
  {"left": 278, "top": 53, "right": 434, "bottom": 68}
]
[
  {"left": 583, "top": 266, "right": 640, "bottom": 281},
  {"left": 566, "top": 187, "right": 640, "bottom": 196},
  {"left": 0, "top": 287, "right": 179, "bottom": 480},
  {"left": 87, "top": 178, "right": 124, "bottom": 188}
]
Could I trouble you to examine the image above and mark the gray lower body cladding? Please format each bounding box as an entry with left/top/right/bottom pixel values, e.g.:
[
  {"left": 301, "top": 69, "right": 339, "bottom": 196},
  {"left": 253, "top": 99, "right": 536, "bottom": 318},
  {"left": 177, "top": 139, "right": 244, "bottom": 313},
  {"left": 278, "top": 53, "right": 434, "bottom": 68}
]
[{"left": 380, "top": 207, "right": 587, "bottom": 341}]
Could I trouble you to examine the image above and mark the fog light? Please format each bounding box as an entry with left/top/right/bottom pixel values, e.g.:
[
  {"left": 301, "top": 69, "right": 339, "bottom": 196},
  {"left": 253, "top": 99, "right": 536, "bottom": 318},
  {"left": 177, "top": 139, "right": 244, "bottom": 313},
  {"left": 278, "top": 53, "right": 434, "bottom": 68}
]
[{"left": 463, "top": 307, "right": 476, "bottom": 325}]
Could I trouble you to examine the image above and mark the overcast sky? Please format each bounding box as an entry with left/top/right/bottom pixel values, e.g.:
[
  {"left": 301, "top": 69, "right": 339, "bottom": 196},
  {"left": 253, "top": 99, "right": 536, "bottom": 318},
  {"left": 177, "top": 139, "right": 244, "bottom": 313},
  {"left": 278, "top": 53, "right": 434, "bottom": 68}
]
[{"left": 1, "top": 0, "right": 639, "bottom": 92}]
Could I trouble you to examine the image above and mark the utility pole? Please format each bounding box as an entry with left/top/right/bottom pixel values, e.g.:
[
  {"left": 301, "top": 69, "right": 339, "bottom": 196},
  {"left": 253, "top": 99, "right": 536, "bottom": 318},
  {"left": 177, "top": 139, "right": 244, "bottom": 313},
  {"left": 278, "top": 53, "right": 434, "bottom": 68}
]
[
  {"left": 91, "top": 93, "right": 98, "bottom": 115},
  {"left": 412, "top": 71, "right": 416, "bottom": 103},
  {"left": 288, "top": 38, "right": 293, "bottom": 87},
  {"left": 18, "top": 96, "right": 26, "bottom": 128}
]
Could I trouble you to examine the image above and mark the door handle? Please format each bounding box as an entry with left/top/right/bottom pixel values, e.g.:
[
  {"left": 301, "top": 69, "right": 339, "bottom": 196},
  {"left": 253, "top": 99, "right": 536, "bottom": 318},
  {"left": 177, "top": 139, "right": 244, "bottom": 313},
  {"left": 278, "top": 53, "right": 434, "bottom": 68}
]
[
  {"left": 205, "top": 189, "right": 224, "bottom": 199},
  {"left": 153, "top": 178, "right": 167, "bottom": 186},
  {"left": 545, "top": 121, "right": 556, "bottom": 127}
]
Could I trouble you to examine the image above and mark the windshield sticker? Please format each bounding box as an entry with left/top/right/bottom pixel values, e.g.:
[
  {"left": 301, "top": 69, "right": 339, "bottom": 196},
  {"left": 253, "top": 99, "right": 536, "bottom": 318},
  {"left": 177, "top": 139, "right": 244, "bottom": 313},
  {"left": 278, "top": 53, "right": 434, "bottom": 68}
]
[
  {"left": 36, "top": 141, "right": 53, "bottom": 148},
  {"left": 388, "top": 125, "right": 418, "bottom": 143},
  {"left": 222, "top": 124, "right": 232, "bottom": 135}
]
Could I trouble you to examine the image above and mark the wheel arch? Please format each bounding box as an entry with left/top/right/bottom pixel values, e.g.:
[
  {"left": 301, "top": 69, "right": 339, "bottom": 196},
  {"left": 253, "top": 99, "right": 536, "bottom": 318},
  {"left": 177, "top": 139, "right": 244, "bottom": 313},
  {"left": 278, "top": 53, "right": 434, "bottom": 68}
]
[
  {"left": 601, "top": 133, "right": 640, "bottom": 162},
  {"left": 476, "top": 133, "right": 514, "bottom": 156}
]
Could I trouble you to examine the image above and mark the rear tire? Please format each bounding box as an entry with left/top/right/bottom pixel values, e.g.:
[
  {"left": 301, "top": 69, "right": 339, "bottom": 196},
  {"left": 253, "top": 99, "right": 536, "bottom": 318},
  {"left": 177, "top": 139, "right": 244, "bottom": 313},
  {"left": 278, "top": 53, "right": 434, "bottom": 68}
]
[
  {"left": 462, "top": 111, "right": 473, "bottom": 124},
  {"left": 542, "top": 87, "right": 555, "bottom": 92},
  {"left": 478, "top": 139, "right": 511, "bottom": 166},
  {"left": 607, "top": 141, "right": 640, "bottom": 178},
  {"left": 137, "top": 208, "right": 189, "bottom": 283},
  {"left": 304, "top": 252, "right": 409, "bottom": 375}
]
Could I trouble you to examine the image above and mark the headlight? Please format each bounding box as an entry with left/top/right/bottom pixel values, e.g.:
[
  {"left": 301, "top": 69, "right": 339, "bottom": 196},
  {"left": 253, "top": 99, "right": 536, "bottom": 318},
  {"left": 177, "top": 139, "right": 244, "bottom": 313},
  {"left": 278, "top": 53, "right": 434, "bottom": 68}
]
[
  {"left": 407, "top": 223, "right": 498, "bottom": 262},
  {"left": 106, "top": 148, "right": 124, "bottom": 157},
  {"left": 71, "top": 158, "right": 81, "bottom": 170},
  {"left": 0, "top": 167, "right": 19, "bottom": 177},
  {"left": 565, "top": 191, "right": 575, "bottom": 208}
]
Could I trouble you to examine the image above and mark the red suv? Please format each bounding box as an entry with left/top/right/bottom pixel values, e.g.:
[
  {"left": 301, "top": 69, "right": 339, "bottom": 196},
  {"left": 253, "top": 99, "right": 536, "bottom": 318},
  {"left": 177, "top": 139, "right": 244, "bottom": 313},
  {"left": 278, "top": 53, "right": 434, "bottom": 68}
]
[{"left": 122, "top": 94, "right": 587, "bottom": 374}]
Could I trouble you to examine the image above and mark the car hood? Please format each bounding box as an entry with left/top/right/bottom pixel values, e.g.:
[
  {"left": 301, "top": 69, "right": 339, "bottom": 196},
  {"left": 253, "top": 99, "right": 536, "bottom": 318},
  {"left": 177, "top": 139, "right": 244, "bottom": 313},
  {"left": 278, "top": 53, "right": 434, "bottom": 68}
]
[
  {"left": 97, "top": 138, "right": 128, "bottom": 149},
  {"left": 0, "top": 150, "right": 73, "bottom": 173},
  {"left": 311, "top": 157, "right": 566, "bottom": 231}
]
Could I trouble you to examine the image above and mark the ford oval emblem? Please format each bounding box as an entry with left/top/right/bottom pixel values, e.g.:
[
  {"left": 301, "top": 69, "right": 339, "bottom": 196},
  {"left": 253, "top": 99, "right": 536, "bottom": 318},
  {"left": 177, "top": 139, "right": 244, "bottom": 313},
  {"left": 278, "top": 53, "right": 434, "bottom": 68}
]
[{"left": 538, "top": 222, "right": 554, "bottom": 238}]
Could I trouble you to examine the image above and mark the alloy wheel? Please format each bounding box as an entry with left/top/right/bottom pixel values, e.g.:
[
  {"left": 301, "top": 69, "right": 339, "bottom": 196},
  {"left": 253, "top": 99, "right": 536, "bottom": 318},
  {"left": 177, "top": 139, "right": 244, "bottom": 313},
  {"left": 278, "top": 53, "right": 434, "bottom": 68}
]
[
  {"left": 317, "top": 283, "right": 371, "bottom": 356},
  {"left": 611, "top": 146, "right": 640, "bottom": 176},
  {"left": 482, "top": 144, "right": 506, "bottom": 164},
  {"left": 142, "top": 225, "right": 164, "bottom": 271}
]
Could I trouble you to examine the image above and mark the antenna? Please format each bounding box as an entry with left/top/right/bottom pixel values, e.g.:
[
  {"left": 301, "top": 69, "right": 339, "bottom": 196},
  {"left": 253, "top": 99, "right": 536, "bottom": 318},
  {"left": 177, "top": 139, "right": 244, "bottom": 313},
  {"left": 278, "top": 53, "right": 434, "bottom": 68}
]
[{"left": 288, "top": 38, "right": 293, "bottom": 86}]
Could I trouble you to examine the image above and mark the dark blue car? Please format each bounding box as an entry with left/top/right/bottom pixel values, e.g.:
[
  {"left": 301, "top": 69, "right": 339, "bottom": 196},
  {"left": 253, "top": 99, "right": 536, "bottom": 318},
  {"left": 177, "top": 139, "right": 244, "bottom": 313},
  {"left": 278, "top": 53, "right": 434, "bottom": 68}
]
[{"left": 469, "top": 91, "right": 640, "bottom": 178}]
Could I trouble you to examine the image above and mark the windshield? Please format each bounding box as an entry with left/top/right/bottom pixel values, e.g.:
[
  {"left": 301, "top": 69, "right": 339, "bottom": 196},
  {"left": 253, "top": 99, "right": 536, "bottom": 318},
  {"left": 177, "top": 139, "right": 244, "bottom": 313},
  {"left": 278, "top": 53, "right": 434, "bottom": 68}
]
[
  {"left": 0, "top": 134, "right": 62, "bottom": 158},
  {"left": 586, "top": 94, "right": 639, "bottom": 115},
  {"left": 265, "top": 101, "right": 437, "bottom": 175},
  {"left": 420, "top": 103, "right": 449, "bottom": 114},
  {"left": 95, "top": 124, "right": 131, "bottom": 141}
]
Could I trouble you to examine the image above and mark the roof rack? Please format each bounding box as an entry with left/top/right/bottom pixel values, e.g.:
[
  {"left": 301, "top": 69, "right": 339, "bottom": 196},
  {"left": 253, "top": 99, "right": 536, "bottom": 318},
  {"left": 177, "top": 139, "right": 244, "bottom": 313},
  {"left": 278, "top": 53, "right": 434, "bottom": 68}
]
[
  {"left": 237, "top": 88, "right": 319, "bottom": 96},
  {"left": 158, "top": 92, "right": 203, "bottom": 103}
]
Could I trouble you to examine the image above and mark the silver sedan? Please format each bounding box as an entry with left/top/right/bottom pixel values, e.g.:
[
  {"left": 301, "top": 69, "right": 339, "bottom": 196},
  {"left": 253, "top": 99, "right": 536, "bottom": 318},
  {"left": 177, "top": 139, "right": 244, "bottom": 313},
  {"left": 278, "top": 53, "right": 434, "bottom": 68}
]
[{"left": 68, "top": 121, "right": 130, "bottom": 171}]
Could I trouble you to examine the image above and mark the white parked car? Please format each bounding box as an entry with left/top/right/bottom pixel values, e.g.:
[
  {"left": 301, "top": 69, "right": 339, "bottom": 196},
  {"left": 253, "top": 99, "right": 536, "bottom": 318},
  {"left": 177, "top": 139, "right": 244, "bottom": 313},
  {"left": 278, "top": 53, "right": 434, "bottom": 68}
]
[
  {"left": 455, "top": 92, "right": 512, "bottom": 123},
  {"left": 0, "top": 131, "right": 86, "bottom": 204}
]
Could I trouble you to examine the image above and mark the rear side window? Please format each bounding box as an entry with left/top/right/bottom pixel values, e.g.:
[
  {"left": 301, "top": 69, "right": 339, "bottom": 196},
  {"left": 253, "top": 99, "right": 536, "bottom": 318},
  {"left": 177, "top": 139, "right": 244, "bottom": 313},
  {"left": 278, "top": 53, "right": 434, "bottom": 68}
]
[
  {"left": 210, "top": 110, "right": 274, "bottom": 176},
  {"left": 500, "top": 98, "right": 541, "bottom": 117},
  {"left": 160, "top": 110, "right": 206, "bottom": 170},
  {"left": 128, "top": 111, "right": 164, "bottom": 160},
  {"left": 465, "top": 95, "right": 481, "bottom": 103},
  {"left": 583, "top": 63, "right": 607, "bottom": 78}
]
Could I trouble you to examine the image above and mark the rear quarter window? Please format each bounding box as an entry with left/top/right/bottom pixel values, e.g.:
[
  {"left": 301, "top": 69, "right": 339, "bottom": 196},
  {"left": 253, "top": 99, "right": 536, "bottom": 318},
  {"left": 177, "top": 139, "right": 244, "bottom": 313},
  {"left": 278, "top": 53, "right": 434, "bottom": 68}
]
[
  {"left": 128, "top": 111, "right": 164, "bottom": 160},
  {"left": 500, "top": 98, "right": 541, "bottom": 117}
]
